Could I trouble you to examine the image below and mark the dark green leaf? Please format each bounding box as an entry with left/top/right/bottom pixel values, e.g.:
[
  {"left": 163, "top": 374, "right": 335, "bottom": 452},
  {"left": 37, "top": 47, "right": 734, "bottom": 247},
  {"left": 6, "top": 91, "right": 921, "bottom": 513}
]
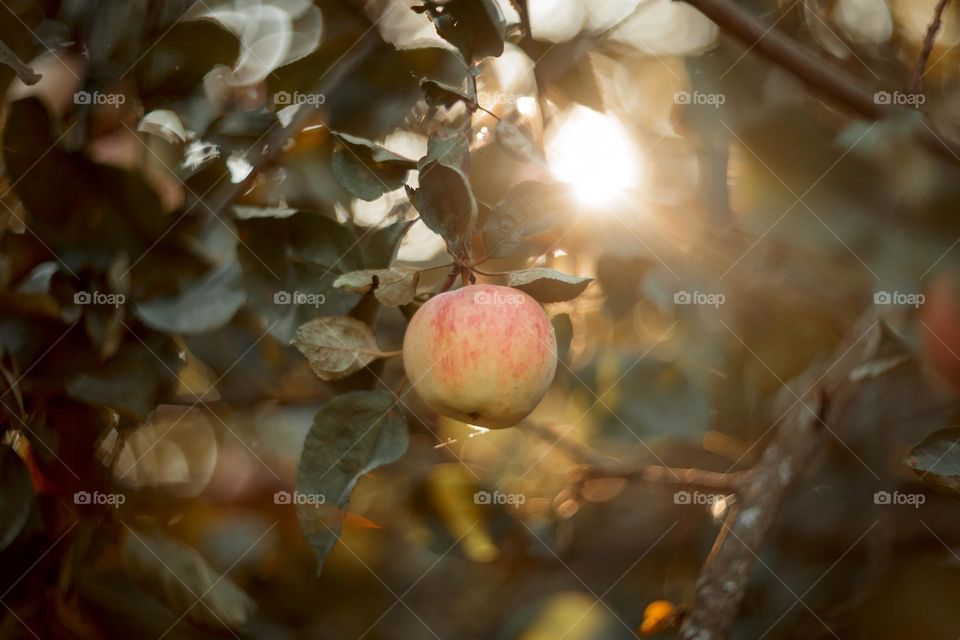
[
  {"left": 362, "top": 219, "right": 415, "bottom": 269},
  {"left": 134, "top": 262, "right": 246, "bottom": 334},
  {"left": 483, "top": 181, "right": 577, "bottom": 258},
  {"left": 424, "top": 131, "right": 470, "bottom": 171},
  {"left": 905, "top": 427, "right": 960, "bottom": 496},
  {"left": 123, "top": 529, "right": 255, "bottom": 630},
  {"left": 236, "top": 213, "right": 363, "bottom": 342},
  {"left": 0, "top": 446, "right": 33, "bottom": 551},
  {"left": 414, "top": 0, "right": 506, "bottom": 62},
  {"left": 552, "top": 313, "right": 573, "bottom": 365},
  {"left": 508, "top": 268, "right": 592, "bottom": 303},
  {"left": 296, "top": 391, "right": 409, "bottom": 574},
  {"left": 406, "top": 162, "right": 476, "bottom": 253},
  {"left": 420, "top": 78, "right": 476, "bottom": 109},
  {"left": 524, "top": 39, "right": 604, "bottom": 112},
  {"left": 331, "top": 132, "right": 416, "bottom": 201},
  {"left": 66, "top": 333, "right": 180, "bottom": 421}
]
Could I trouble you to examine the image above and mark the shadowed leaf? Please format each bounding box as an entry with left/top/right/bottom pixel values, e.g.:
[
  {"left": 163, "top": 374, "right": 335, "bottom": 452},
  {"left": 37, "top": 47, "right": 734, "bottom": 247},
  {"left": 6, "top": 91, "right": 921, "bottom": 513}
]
[
  {"left": 296, "top": 391, "right": 408, "bottom": 574},
  {"left": 293, "top": 316, "right": 390, "bottom": 381}
]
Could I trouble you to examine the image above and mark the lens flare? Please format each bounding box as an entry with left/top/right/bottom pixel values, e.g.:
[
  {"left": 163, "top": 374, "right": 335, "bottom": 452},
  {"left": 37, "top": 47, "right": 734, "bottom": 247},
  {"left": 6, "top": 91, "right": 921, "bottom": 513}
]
[{"left": 546, "top": 106, "right": 642, "bottom": 207}]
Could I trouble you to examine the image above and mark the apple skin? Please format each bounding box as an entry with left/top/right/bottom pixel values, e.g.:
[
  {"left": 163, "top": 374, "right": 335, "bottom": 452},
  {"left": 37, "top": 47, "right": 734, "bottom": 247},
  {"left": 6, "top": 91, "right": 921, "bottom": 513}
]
[
  {"left": 403, "top": 284, "right": 557, "bottom": 429},
  {"left": 921, "top": 271, "right": 960, "bottom": 393}
]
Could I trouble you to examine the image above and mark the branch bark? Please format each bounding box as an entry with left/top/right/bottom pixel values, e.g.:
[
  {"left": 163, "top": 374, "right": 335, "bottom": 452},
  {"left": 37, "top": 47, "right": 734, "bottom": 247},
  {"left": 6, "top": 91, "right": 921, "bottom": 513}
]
[
  {"left": 677, "top": 0, "right": 960, "bottom": 161},
  {"left": 679, "top": 316, "right": 883, "bottom": 639},
  {"left": 678, "top": 391, "right": 829, "bottom": 639},
  {"left": 911, "top": 0, "right": 951, "bottom": 93}
]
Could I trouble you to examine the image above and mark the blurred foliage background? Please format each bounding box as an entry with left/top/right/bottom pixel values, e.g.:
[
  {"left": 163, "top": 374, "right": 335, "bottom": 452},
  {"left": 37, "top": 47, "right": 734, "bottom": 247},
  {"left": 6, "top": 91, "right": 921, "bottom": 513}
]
[{"left": 2, "top": 0, "right": 960, "bottom": 638}]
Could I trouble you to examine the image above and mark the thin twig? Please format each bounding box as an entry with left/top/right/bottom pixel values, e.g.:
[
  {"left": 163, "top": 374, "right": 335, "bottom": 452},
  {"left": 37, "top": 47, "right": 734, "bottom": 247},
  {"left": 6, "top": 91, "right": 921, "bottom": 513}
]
[
  {"left": 911, "top": 0, "right": 951, "bottom": 93},
  {"left": 521, "top": 422, "right": 746, "bottom": 491}
]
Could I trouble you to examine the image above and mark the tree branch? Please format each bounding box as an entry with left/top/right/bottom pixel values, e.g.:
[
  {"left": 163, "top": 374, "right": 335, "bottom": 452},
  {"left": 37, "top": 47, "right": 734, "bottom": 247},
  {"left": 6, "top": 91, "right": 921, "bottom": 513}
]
[
  {"left": 677, "top": 0, "right": 960, "bottom": 161},
  {"left": 679, "top": 390, "right": 829, "bottom": 639},
  {"left": 911, "top": 0, "right": 951, "bottom": 93},
  {"left": 679, "top": 315, "right": 883, "bottom": 639},
  {"left": 0, "top": 38, "right": 40, "bottom": 86}
]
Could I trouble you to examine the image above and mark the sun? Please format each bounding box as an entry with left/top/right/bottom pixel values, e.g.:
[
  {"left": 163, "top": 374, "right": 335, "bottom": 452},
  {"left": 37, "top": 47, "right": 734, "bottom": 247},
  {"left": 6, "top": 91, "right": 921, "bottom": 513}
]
[{"left": 546, "top": 106, "right": 643, "bottom": 208}]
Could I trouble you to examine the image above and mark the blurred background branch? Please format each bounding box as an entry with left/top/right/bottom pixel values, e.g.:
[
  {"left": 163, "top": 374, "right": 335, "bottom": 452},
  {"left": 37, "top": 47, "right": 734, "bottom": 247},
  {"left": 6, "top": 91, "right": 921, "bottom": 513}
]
[{"left": 679, "top": 0, "right": 960, "bottom": 161}]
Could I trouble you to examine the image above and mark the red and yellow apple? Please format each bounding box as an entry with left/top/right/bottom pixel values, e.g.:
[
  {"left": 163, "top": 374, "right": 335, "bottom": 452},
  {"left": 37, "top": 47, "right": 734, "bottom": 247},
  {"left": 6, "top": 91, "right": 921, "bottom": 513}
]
[
  {"left": 403, "top": 284, "right": 557, "bottom": 429},
  {"left": 921, "top": 270, "right": 960, "bottom": 393}
]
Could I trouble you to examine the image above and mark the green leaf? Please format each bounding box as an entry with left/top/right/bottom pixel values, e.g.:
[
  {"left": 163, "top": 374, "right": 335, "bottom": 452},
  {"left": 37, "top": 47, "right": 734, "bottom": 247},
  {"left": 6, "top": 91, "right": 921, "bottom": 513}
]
[
  {"left": 123, "top": 530, "right": 255, "bottom": 630},
  {"left": 66, "top": 334, "right": 180, "bottom": 421},
  {"left": 414, "top": 0, "right": 506, "bottom": 62},
  {"left": 483, "top": 181, "right": 577, "bottom": 258},
  {"left": 406, "top": 162, "right": 477, "bottom": 253},
  {"left": 424, "top": 131, "right": 471, "bottom": 170},
  {"left": 495, "top": 121, "right": 541, "bottom": 163},
  {"left": 420, "top": 78, "right": 476, "bottom": 109},
  {"left": 507, "top": 268, "right": 592, "bottom": 303},
  {"left": 0, "top": 446, "right": 33, "bottom": 551},
  {"left": 524, "top": 39, "right": 604, "bottom": 112},
  {"left": 331, "top": 132, "right": 416, "bottom": 201},
  {"left": 552, "top": 313, "right": 573, "bottom": 365},
  {"left": 296, "top": 391, "right": 409, "bottom": 573},
  {"left": 905, "top": 427, "right": 960, "bottom": 496},
  {"left": 362, "top": 219, "right": 415, "bottom": 269},
  {"left": 134, "top": 262, "right": 246, "bottom": 335},
  {"left": 334, "top": 268, "right": 420, "bottom": 307},
  {"left": 292, "top": 316, "right": 392, "bottom": 381}
]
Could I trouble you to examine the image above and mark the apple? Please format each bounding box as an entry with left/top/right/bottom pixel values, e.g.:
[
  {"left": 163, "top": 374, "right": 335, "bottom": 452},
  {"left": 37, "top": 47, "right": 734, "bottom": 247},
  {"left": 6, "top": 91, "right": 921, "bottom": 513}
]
[
  {"left": 403, "top": 284, "right": 557, "bottom": 428},
  {"left": 921, "top": 270, "right": 960, "bottom": 393}
]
